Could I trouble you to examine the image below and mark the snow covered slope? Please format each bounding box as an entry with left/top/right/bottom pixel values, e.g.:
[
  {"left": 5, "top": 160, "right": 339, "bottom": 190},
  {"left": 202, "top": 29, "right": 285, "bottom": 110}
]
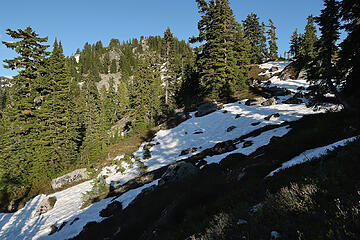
[{"left": 0, "top": 61, "right": 344, "bottom": 240}]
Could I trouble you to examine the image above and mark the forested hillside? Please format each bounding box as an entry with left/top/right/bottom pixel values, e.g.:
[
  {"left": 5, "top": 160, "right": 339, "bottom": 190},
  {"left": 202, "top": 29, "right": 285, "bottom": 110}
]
[{"left": 0, "top": 0, "right": 360, "bottom": 239}]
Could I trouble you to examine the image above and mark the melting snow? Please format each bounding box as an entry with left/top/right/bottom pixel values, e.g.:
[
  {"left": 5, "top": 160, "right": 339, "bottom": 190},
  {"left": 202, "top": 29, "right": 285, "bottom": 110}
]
[{"left": 266, "top": 136, "right": 359, "bottom": 178}]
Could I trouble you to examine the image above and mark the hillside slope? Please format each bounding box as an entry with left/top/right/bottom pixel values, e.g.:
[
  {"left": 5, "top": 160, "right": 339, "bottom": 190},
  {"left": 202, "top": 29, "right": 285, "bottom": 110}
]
[{"left": 0, "top": 61, "right": 358, "bottom": 240}]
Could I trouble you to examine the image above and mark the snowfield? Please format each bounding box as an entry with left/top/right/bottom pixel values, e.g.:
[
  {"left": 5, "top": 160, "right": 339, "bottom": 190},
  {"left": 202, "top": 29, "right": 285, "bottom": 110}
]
[{"left": 0, "top": 61, "right": 345, "bottom": 240}]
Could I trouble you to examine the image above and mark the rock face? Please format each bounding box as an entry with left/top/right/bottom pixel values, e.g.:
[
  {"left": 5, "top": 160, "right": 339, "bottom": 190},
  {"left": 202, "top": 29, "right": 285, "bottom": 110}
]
[
  {"left": 195, "top": 101, "right": 221, "bottom": 117},
  {"left": 34, "top": 197, "right": 56, "bottom": 217},
  {"left": 245, "top": 97, "right": 266, "bottom": 106},
  {"left": 109, "top": 117, "right": 131, "bottom": 137},
  {"left": 159, "top": 162, "right": 199, "bottom": 186},
  {"left": 261, "top": 97, "right": 277, "bottom": 106},
  {"left": 51, "top": 168, "right": 90, "bottom": 190}
]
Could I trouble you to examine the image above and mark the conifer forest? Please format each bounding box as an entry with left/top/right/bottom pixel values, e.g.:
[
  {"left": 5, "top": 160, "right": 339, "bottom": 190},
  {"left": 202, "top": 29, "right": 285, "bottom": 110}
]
[{"left": 0, "top": 0, "right": 360, "bottom": 239}]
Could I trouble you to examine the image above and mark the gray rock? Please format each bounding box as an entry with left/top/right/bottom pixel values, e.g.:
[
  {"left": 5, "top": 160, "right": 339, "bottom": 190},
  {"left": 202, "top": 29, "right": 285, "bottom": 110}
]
[
  {"left": 283, "top": 97, "right": 303, "bottom": 104},
  {"left": 51, "top": 168, "right": 89, "bottom": 190},
  {"left": 226, "top": 126, "right": 236, "bottom": 132},
  {"left": 179, "top": 148, "right": 197, "bottom": 156},
  {"left": 245, "top": 97, "right": 266, "bottom": 106},
  {"left": 34, "top": 197, "right": 56, "bottom": 217},
  {"left": 235, "top": 114, "right": 242, "bottom": 119},
  {"left": 261, "top": 97, "right": 277, "bottom": 106},
  {"left": 195, "top": 101, "right": 221, "bottom": 117},
  {"left": 269, "top": 66, "right": 279, "bottom": 72},
  {"left": 264, "top": 113, "right": 280, "bottom": 121},
  {"left": 265, "top": 86, "right": 291, "bottom": 96},
  {"left": 251, "top": 122, "right": 261, "bottom": 126},
  {"left": 159, "top": 162, "right": 199, "bottom": 186},
  {"left": 243, "top": 141, "right": 253, "bottom": 148}
]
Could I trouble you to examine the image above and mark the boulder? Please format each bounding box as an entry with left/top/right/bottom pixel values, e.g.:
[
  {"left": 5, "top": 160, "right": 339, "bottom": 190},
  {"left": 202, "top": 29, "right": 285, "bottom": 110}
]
[
  {"left": 212, "top": 141, "right": 237, "bottom": 154},
  {"left": 261, "top": 97, "right": 277, "bottom": 106},
  {"left": 179, "top": 148, "right": 197, "bottom": 156},
  {"left": 235, "top": 114, "right": 242, "bottom": 119},
  {"left": 264, "top": 113, "right": 280, "bottom": 121},
  {"left": 251, "top": 122, "right": 261, "bottom": 126},
  {"left": 283, "top": 97, "right": 303, "bottom": 104},
  {"left": 195, "top": 101, "right": 221, "bottom": 117},
  {"left": 51, "top": 168, "right": 89, "bottom": 190},
  {"left": 226, "top": 126, "right": 236, "bottom": 132},
  {"left": 34, "top": 197, "right": 57, "bottom": 217},
  {"left": 280, "top": 62, "right": 298, "bottom": 80},
  {"left": 243, "top": 141, "right": 253, "bottom": 148},
  {"left": 159, "top": 162, "right": 199, "bottom": 186},
  {"left": 245, "top": 97, "right": 266, "bottom": 106},
  {"left": 265, "top": 86, "right": 291, "bottom": 96},
  {"left": 269, "top": 66, "right": 279, "bottom": 72}
]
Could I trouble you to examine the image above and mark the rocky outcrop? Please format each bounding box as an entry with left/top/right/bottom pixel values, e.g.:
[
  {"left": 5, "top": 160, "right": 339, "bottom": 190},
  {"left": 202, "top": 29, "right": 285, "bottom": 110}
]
[
  {"left": 245, "top": 97, "right": 266, "bottom": 106},
  {"left": 283, "top": 97, "right": 303, "bottom": 104},
  {"left": 109, "top": 117, "right": 131, "bottom": 137},
  {"left": 264, "top": 113, "right": 280, "bottom": 121},
  {"left": 180, "top": 148, "right": 197, "bottom": 156},
  {"left": 264, "top": 86, "right": 292, "bottom": 96},
  {"left": 195, "top": 101, "right": 221, "bottom": 117},
  {"left": 33, "top": 197, "right": 57, "bottom": 217},
  {"left": 158, "top": 162, "right": 199, "bottom": 186},
  {"left": 261, "top": 97, "right": 277, "bottom": 106},
  {"left": 269, "top": 66, "right": 279, "bottom": 72},
  {"left": 280, "top": 62, "right": 298, "bottom": 80},
  {"left": 51, "top": 169, "right": 90, "bottom": 190}
]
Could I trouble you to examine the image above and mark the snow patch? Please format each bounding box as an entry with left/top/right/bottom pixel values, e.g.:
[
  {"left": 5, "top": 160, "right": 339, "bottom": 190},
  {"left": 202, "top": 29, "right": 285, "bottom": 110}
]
[{"left": 266, "top": 136, "right": 359, "bottom": 178}]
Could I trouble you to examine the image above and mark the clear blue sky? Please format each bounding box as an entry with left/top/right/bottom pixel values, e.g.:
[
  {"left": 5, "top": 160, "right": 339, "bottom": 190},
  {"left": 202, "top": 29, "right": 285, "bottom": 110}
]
[{"left": 0, "top": 0, "right": 325, "bottom": 76}]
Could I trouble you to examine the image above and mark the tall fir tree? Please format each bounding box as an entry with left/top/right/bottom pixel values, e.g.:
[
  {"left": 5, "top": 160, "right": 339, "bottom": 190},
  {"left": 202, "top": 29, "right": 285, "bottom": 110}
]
[
  {"left": 311, "top": 0, "right": 341, "bottom": 98},
  {"left": 162, "top": 27, "right": 177, "bottom": 107},
  {"left": 289, "top": 28, "right": 302, "bottom": 58},
  {"left": 338, "top": 0, "right": 360, "bottom": 109},
  {"left": 299, "top": 15, "right": 318, "bottom": 64},
  {"left": 0, "top": 27, "right": 49, "bottom": 196},
  {"left": 191, "top": 0, "right": 250, "bottom": 100},
  {"left": 267, "top": 19, "right": 278, "bottom": 59},
  {"left": 243, "top": 13, "right": 268, "bottom": 63}
]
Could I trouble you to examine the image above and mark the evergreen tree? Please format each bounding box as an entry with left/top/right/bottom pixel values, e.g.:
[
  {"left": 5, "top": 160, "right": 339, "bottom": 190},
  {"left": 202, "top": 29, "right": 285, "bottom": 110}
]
[
  {"left": 311, "top": 0, "right": 341, "bottom": 97},
  {"left": 337, "top": 0, "right": 360, "bottom": 109},
  {"left": 162, "top": 27, "right": 176, "bottom": 107},
  {"left": 79, "top": 75, "right": 106, "bottom": 165},
  {"left": 1, "top": 27, "right": 49, "bottom": 195},
  {"left": 191, "top": 0, "right": 250, "bottom": 100},
  {"left": 299, "top": 15, "right": 318, "bottom": 64},
  {"left": 289, "top": 28, "right": 302, "bottom": 58},
  {"left": 267, "top": 19, "right": 278, "bottom": 59},
  {"left": 243, "top": 13, "right": 268, "bottom": 63}
]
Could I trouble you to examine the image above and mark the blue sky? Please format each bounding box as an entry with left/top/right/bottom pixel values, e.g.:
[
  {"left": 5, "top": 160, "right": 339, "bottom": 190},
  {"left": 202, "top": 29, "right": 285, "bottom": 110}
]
[{"left": 0, "top": 0, "right": 325, "bottom": 76}]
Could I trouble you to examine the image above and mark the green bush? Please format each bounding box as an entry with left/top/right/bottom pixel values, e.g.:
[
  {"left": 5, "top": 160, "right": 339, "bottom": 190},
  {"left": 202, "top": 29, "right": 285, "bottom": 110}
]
[{"left": 81, "top": 177, "right": 110, "bottom": 209}]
